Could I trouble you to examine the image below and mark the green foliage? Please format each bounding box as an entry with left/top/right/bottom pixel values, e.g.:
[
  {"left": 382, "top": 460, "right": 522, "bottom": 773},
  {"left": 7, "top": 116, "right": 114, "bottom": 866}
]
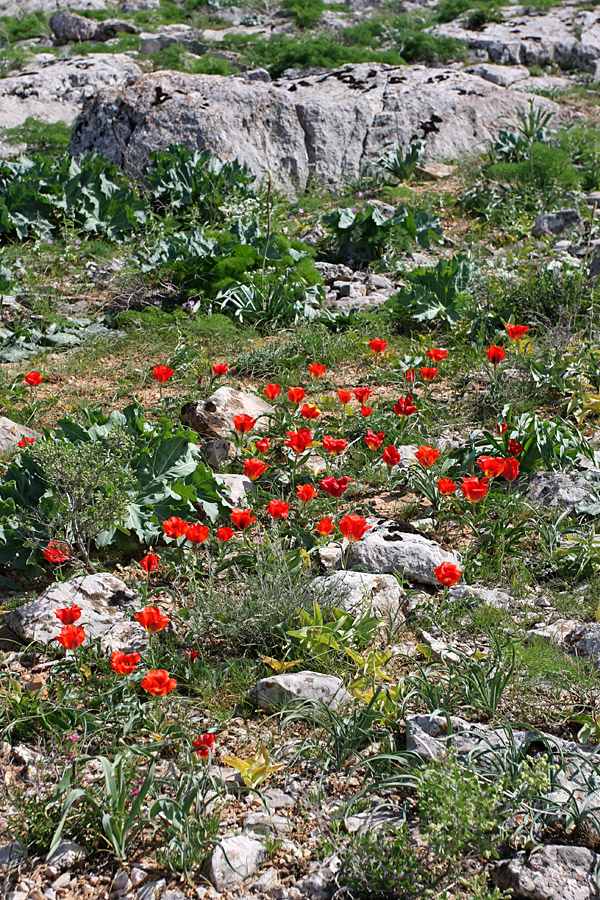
[
  {"left": 0, "top": 317, "right": 110, "bottom": 363},
  {"left": 376, "top": 140, "right": 426, "bottom": 183},
  {"left": 286, "top": 599, "right": 381, "bottom": 659},
  {"left": 1, "top": 118, "right": 72, "bottom": 157},
  {"left": 282, "top": 0, "right": 325, "bottom": 28},
  {"left": 0, "top": 11, "right": 48, "bottom": 44},
  {"left": 235, "top": 34, "right": 404, "bottom": 78},
  {"left": 71, "top": 33, "right": 141, "bottom": 55},
  {"left": 475, "top": 261, "right": 591, "bottom": 324},
  {"left": 322, "top": 204, "right": 442, "bottom": 265},
  {"left": 214, "top": 270, "right": 325, "bottom": 329},
  {"left": 486, "top": 142, "right": 581, "bottom": 192},
  {"left": 143, "top": 43, "right": 235, "bottom": 74},
  {"left": 386, "top": 254, "right": 470, "bottom": 328}
]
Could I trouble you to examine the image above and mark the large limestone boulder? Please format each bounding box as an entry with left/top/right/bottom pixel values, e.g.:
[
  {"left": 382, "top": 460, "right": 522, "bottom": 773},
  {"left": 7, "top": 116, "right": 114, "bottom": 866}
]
[
  {"left": 0, "top": 0, "right": 107, "bottom": 14},
  {"left": 0, "top": 417, "right": 38, "bottom": 453},
  {"left": 207, "top": 835, "right": 268, "bottom": 891},
  {"left": 250, "top": 671, "right": 351, "bottom": 711},
  {"left": 493, "top": 845, "right": 600, "bottom": 900},
  {"left": 310, "top": 571, "right": 405, "bottom": 620},
  {"left": 68, "top": 63, "right": 559, "bottom": 195},
  {"left": 181, "top": 387, "right": 273, "bottom": 438},
  {"left": 49, "top": 11, "right": 139, "bottom": 44}
]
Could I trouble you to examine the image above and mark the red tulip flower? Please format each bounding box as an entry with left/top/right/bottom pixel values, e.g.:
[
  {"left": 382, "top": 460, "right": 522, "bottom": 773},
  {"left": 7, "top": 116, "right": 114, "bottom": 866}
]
[
  {"left": 17, "top": 436, "right": 35, "bottom": 447},
  {"left": 382, "top": 445, "right": 401, "bottom": 468},
  {"left": 322, "top": 436, "right": 348, "bottom": 455},
  {"left": 506, "top": 324, "right": 529, "bottom": 340},
  {"left": 111, "top": 650, "right": 141, "bottom": 675},
  {"left": 415, "top": 446, "right": 440, "bottom": 468},
  {"left": 369, "top": 339, "right": 387, "bottom": 354},
  {"left": 186, "top": 523, "right": 210, "bottom": 544},
  {"left": 339, "top": 514, "right": 371, "bottom": 543},
  {"left": 216, "top": 526, "right": 235, "bottom": 542},
  {"left": 360, "top": 406, "right": 372, "bottom": 417},
  {"left": 337, "top": 389, "right": 352, "bottom": 405},
  {"left": 230, "top": 508, "right": 256, "bottom": 530},
  {"left": 364, "top": 430, "right": 385, "bottom": 450},
  {"left": 135, "top": 606, "right": 169, "bottom": 634},
  {"left": 233, "top": 414, "right": 257, "bottom": 434},
  {"left": 296, "top": 484, "right": 317, "bottom": 503},
  {"left": 193, "top": 732, "right": 216, "bottom": 758},
  {"left": 437, "top": 477, "right": 457, "bottom": 496},
  {"left": 353, "top": 387, "right": 372, "bottom": 404},
  {"left": 141, "top": 669, "right": 177, "bottom": 696},
  {"left": 243, "top": 458, "right": 270, "bottom": 481},
  {"left": 460, "top": 476, "right": 489, "bottom": 503},
  {"left": 405, "top": 369, "right": 415, "bottom": 383},
  {"left": 55, "top": 605, "right": 82, "bottom": 625},
  {"left": 24, "top": 370, "right": 43, "bottom": 386},
  {"left": 420, "top": 367, "right": 438, "bottom": 383},
  {"left": 300, "top": 404, "right": 321, "bottom": 420},
  {"left": 266, "top": 499, "right": 290, "bottom": 519},
  {"left": 434, "top": 562, "right": 462, "bottom": 587},
  {"left": 497, "top": 422, "right": 508, "bottom": 434},
  {"left": 263, "top": 383, "right": 282, "bottom": 401},
  {"left": 508, "top": 439, "right": 522, "bottom": 456},
  {"left": 477, "top": 456, "right": 506, "bottom": 479},
  {"left": 255, "top": 437, "right": 270, "bottom": 454},
  {"left": 162, "top": 517, "right": 189, "bottom": 539},
  {"left": 393, "top": 394, "right": 417, "bottom": 417},
  {"left": 56, "top": 624, "right": 85, "bottom": 650},
  {"left": 426, "top": 349, "right": 448, "bottom": 362},
  {"left": 309, "top": 363, "right": 326, "bottom": 379},
  {"left": 503, "top": 457, "right": 520, "bottom": 482},
  {"left": 485, "top": 345, "right": 505, "bottom": 366},
  {"left": 152, "top": 365, "right": 174, "bottom": 383},
  {"left": 43, "top": 541, "right": 70, "bottom": 564},
  {"left": 287, "top": 387, "right": 306, "bottom": 404},
  {"left": 285, "top": 429, "right": 313, "bottom": 454},
  {"left": 139, "top": 552, "right": 159, "bottom": 573},
  {"left": 320, "top": 476, "right": 354, "bottom": 499},
  {"left": 212, "top": 363, "right": 229, "bottom": 376},
  {"left": 316, "top": 517, "right": 334, "bottom": 536}
]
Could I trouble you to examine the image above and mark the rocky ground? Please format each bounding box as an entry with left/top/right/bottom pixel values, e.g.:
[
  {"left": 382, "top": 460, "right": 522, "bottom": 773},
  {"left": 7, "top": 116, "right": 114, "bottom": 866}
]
[{"left": 2, "top": 0, "right": 600, "bottom": 899}]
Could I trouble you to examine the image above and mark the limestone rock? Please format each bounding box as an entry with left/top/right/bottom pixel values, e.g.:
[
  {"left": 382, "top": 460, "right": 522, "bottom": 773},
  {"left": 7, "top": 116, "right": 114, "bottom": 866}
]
[
  {"left": 310, "top": 571, "right": 405, "bottom": 619},
  {"left": 527, "top": 471, "right": 596, "bottom": 510},
  {"left": 46, "top": 840, "right": 87, "bottom": 870},
  {"left": 250, "top": 671, "right": 351, "bottom": 711},
  {"left": 68, "top": 63, "right": 559, "bottom": 195},
  {"left": 181, "top": 387, "right": 273, "bottom": 438},
  {"left": 346, "top": 518, "right": 461, "bottom": 585},
  {"left": 0, "top": 417, "right": 38, "bottom": 452},
  {"left": 465, "top": 63, "right": 530, "bottom": 87},
  {"left": 217, "top": 473, "right": 252, "bottom": 506},
  {"left": 201, "top": 439, "right": 236, "bottom": 469},
  {"left": 50, "top": 11, "right": 139, "bottom": 43},
  {"left": 533, "top": 210, "right": 582, "bottom": 237},
  {"left": 139, "top": 25, "right": 203, "bottom": 55},
  {"left": 448, "top": 583, "right": 513, "bottom": 609},
  {"left": 0, "top": 0, "right": 106, "bottom": 12},
  {"left": 6, "top": 574, "right": 147, "bottom": 652},
  {"left": 493, "top": 845, "right": 600, "bottom": 900},
  {"left": 121, "top": 0, "right": 159, "bottom": 9},
  {"left": 207, "top": 835, "right": 268, "bottom": 891}
]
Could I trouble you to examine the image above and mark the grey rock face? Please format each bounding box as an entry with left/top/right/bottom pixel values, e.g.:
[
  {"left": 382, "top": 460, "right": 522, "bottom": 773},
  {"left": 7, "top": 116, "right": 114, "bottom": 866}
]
[
  {"left": 181, "top": 387, "right": 273, "bottom": 438},
  {"left": 139, "top": 25, "right": 203, "bottom": 55},
  {"left": 50, "top": 11, "right": 139, "bottom": 43},
  {"left": 46, "top": 840, "right": 87, "bottom": 870},
  {"left": 532, "top": 210, "right": 582, "bottom": 237},
  {"left": 0, "top": 417, "right": 38, "bottom": 452},
  {"left": 310, "top": 571, "right": 405, "bottom": 619},
  {"left": 0, "top": 0, "right": 106, "bottom": 12},
  {"left": 6, "top": 574, "right": 147, "bottom": 652},
  {"left": 527, "top": 471, "right": 595, "bottom": 510},
  {"left": 250, "top": 671, "right": 351, "bottom": 711},
  {"left": 448, "top": 583, "right": 512, "bottom": 609},
  {"left": 465, "top": 63, "right": 530, "bottom": 87},
  {"left": 68, "top": 64, "right": 558, "bottom": 195},
  {"left": 201, "top": 439, "right": 236, "bottom": 469},
  {"left": 207, "top": 835, "right": 268, "bottom": 890},
  {"left": 346, "top": 519, "right": 461, "bottom": 585},
  {"left": 217, "top": 473, "right": 252, "bottom": 506},
  {"left": 493, "top": 845, "right": 600, "bottom": 900}
]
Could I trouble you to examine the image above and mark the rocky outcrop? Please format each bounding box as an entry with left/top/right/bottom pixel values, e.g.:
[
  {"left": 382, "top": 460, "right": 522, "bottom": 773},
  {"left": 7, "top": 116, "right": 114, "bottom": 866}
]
[
  {"left": 49, "top": 11, "right": 139, "bottom": 44},
  {"left": 68, "top": 64, "right": 559, "bottom": 194},
  {"left": 181, "top": 387, "right": 273, "bottom": 438},
  {"left": 493, "top": 845, "right": 600, "bottom": 900},
  {"left": 0, "top": 0, "right": 107, "bottom": 13}
]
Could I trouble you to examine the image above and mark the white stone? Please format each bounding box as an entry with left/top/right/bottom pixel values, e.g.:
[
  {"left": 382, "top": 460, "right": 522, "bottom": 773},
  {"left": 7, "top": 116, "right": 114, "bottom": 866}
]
[
  {"left": 493, "top": 845, "right": 600, "bottom": 900},
  {"left": 180, "top": 387, "right": 273, "bottom": 438},
  {"left": 46, "top": 840, "right": 86, "bottom": 870},
  {"left": 310, "top": 571, "right": 404, "bottom": 620},
  {"left": 207, "top": 835, "right": 268, "bottom": 891},
  {"left": 465, "top": 63, "right": 530, "bottom": 87},
  {"left": 217, "top": 473, "right": 252, "bottom": 507},
  {"left": 0, "top": 417, "right": 38, "bottom": 452},
  {"left": 250, "top": 671, "right": 351, "bottom": 711}
]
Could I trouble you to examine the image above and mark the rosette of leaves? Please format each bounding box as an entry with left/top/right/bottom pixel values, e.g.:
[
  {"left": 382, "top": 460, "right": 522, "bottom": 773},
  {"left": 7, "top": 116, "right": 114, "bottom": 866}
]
[
  {"left": 322, "top": 204, "right": 442, "bottom": 264},
  {"left": 0, "top": 403, "right": 226, "bottom": 574},
  {"left": 386, "top": 254, "right": 470, "bottom": 328}
]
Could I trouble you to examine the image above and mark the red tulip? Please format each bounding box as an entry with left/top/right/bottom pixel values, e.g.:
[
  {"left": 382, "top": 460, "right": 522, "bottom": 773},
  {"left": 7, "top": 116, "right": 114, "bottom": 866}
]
[
  {"left": 322, "top": 436, "right": 348, "bottom": 455},
  {"left": 139, "top": 552, "right": 159, "bottom": 573},
  {"left": 415, "top": 446, "right": 440, "bottom": 468},
  {"left": 135, "top": 606, "right": 169, "bottom": 634},
  {"left": 216, "top": 526, "right": 235, "bottom": 542},
  {"left": 437, "top": 477, "right": 457, "bottom": 496},
  {"left": 141, "top": 669, "right": 177, "bottom": 695},
  {"left": 508, "top": 439, "right": 522, "bottom": 456},
  {"left": 497, "top": 422, "right": 508, "bottom": 434},
  {"left": 284, "top": 429, "right": 313, "bottom": 454},
  {"left": 55, "top": 605, "right": 82, "bottom": 625},
  {"left": 186, "top": 523, "right": 210, "bottom": 544},
  {"left": 233, "top": 414, "right": 256, "bottom": 434},
  {"left": 353, "top": 387, "right": 372, "bottom": 403},
  {"left": 16, "top": 436, "right": 35, "bottom": 447},
  {"left": 503, "top": 457, "right": 520, "bottom": 482},
  {"left": 364, "top": 430, "right": 385, "bottom": 450},
  {"left": 460, "top": 476, "right": 489, "bottom": 503},
  {"left": 56, "top": 624, "right": 85, "bottom": 650},
  {"left": 24, "top": 371, "right": 43, "bottom": 386},
  {"left": 339, "top": 514, "right": 371, "bottom": 543},
  {"left": 152, "top": 365, "right": 174, "bottom": 383},
  {"left": 255, "top": 437, "right": 270, "bottom": 454},
  {"left": 296, "top": 484, "right": 317, "bottom": 503},
  {"left": 309, "top": 363, "right": 326, "bottom": 379},
  {"left": 243, "top": 458, "right": 269, "bottom": 481},
  {"left": 320, "top": 476, "right": 354, "bottom": 499},
  {"left": 43, "top": 541, "right": 70, "bottom": 564},
  {"left": 420, "top": 367, "right": 438, "bottom": 383},
  {"left": 485, "top": 345, "right": 505, "bottom": 366},
  {"left": 193, "top": 732, "right": 216, "bottom": 758},
  {"left": 287, "top": 387, "right": 306, "bottom": 404},
  {"left": 111, "top": 650, "right": 141, "bottom": 675},
  {"left": 337, "top": 389, "right": 352, "bottom": 405},
  {"left": 263, "top": 383, "right": 282, "bottom": 400},
  {"left": 162, "top": 517, "right": 189, "bottom": 539},
  {"left": 506, "top": 324, "right": 529, "bottom": 340},
  {"left": 360, "top": 406, "right": 372, "bottom": 417},
  {"left": 426, "top": 349, "right": 448, "bottom": 362},
  {"left": 230, "top": 508, "right": 256, "bottom": 530},
  {"left": 316, "top": 517, "right": 334, "bottom": 536},
  {"left": 212, "top": 363, "right": 229, "bottom": 376},
  {"left": 300, "top": 403, "right": 321, "bottom": 420},
  {"left": 393, "top": 394, "right": 417, "bottom": 417},
  {"left": 434, "top": 562, "right": 462, "bottom": 587},
  {"left": 382, "top": 445, "right": 401, "bottom": 468},
  {"left": 369, "top": 339, "right": 387, "bottom": 354},
  {"left": 405, "top": 369, "right": 415, "bottom": 383},
  {"left": 266, "top": 499, "right": 290, "bottom": 519},
  {"left": 477, "top": 456, "right": 506, "bottom": 479}
]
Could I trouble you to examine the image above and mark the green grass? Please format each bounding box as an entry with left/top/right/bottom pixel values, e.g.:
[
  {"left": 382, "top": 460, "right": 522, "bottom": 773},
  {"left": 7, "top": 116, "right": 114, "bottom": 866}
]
[
  {"left": 0, "top": 11, "right": 48, "bottom": 44},
  {"left": 1, "top": 118, "right": 72, "bottom": 156}
]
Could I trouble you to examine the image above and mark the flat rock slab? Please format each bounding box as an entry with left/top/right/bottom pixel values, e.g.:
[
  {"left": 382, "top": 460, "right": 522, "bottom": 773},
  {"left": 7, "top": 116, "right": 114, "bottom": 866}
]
[
  {"left": 250, "top": 670, "right": 351, "bottom": 710},
  {"left": 346, "top": 518, "right": 461, "bottom": 585},
  {"left": 527, "top": 471, "right": 598, "bottom": 511},
  {"left": 0, "top": 0, "right": 106, "bottom": 11},
  {"left": 181, "top": 387, "right": 273, "bottom": 438},
  {"left": 465, "top": 63, "right": 530, "bottom": 87},
  {"left": 493, "top": 845, "right": 600, "bottom": 900},
  {"left": 0, "top": 417, "right": 38, "bottom": 452},
  {"left": 207, "top": 835, "right": 268, "bottom": 891},
  {"left": 6, "top": 573, "right": 147, "bottom": 652},
  {"left": 310, "top": 571, "right": 405, "bottom": 620},
  {"left": 68, "top": 63, "right": 558, "bottom": 195}
]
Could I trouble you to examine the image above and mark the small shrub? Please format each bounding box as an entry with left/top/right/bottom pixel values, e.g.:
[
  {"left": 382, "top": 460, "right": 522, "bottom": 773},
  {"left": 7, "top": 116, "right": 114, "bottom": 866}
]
[
  {"left": 282, "top": 0, "right": 325, "bottom": 29},
  {"left": 1, "top": 118, "right": 72, "bottom": 157},
  {"left": 322, "top": 204, "right": 443, "bottom": 265},
  {"left": 0, "top": 11, "right": 48, "bottom": 44}
]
